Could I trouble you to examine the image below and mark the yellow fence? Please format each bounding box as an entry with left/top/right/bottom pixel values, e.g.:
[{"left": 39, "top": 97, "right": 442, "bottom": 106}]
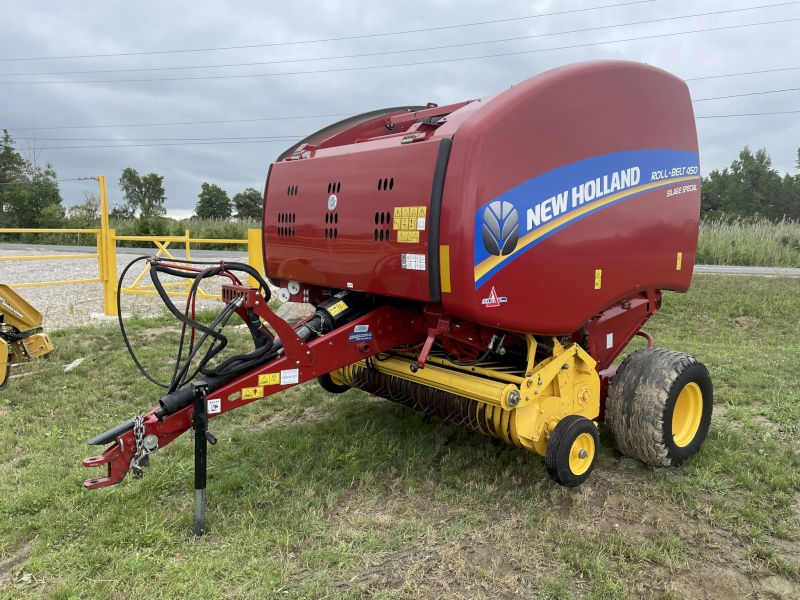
[{"left": 0, "top": 176, "right": 264, "bottom": 317}]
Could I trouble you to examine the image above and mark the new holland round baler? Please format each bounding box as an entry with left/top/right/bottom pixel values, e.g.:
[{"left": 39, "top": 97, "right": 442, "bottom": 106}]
[{"left": 84, "top": 61, "right": 713, "bottom": 533}]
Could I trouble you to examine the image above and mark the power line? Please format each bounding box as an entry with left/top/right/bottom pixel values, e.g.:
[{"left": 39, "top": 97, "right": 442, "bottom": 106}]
[
  {"left": 4, "top": 113, "right": 353, "bottom": 131},
  {"left": 0, "top": 0, "right": 657, "bottom": 63},
  {"left": 695, "top": 110, "right": 800, "bottom": 117},
  {"left": 26, "top": 105, "right": 800, "bottom": 151},
  {"left": 2, "top": 16, "right": 797, "bottom": 85},
  {"left": 6, "top": 65, "right": 798, "bottom": 132},
  {"left": 693, "top": 86, "right": 800, "bottom": 101},
  {"left": 34, "top": 139, "right": 298, "bottom": 150},
  {"left": 3, "top": 2, "right": 796, "bottom": 78},
  {"left": 0, "top": 178, "right": 88, "bottom": 185},
  {"left": 13, "top": 135, "right": 303, "bottom": 141},
  {"left": 685, "top": 65, "right": 800, "bottom": 81}
]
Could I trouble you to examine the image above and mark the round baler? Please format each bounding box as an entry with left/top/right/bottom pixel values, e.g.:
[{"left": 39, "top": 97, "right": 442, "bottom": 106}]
[{"left": 84, "top": 60, "right": 712, "bottom": 532}]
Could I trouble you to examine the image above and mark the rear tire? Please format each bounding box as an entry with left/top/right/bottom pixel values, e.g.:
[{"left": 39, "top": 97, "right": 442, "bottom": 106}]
[
  {"left": 545, "top": 415, "right": 600, "bottom": 487},
  {"left": 605, "top": 348, "right": 713, "bottom": 467},
  {"left": 317, "top": 373, "right": 350, "bottom": 394}
]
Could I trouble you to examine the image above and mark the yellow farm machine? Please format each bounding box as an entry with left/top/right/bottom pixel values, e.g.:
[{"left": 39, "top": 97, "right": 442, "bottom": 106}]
[{"left": 0, "top": 284, "right": 54, "bottom": 386}]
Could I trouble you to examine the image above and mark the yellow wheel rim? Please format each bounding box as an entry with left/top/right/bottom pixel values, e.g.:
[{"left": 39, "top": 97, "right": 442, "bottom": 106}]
[
  {"left": 672, "top": 381, "right": 703, "bottom": 447},
  {"left": 569, "top": 432, "right": 595, "bottom": 476}
]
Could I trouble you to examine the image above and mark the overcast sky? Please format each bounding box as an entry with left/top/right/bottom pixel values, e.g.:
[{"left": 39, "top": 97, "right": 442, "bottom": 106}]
[{"left": 1, "top": 0, "right": 798, "bottom": 217}]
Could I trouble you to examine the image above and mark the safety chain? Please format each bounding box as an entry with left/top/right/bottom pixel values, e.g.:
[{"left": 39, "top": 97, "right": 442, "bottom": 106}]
[{"left": 129, "top": 415, "right": 156, "bottom": 479}]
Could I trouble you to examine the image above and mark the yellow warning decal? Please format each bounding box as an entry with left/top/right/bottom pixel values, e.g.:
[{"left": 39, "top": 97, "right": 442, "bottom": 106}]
[
  {"left": 676, "top": 252, "right": 683, "bottom": 270},
  {"left": 398, "top": 231, "right": 420, "bottom": 244},
  {"left": 594, "top": 269, "right": 602, "bottom": 290},
  {"left": 258, "top": 373, "right": 280, "bottom": 386},
  {"left": 327, "top": 300, "right": 348, "bottom": 316},
  {"left": 392, "top": 206, "right": 428, "bottom": 232},
  {"left": 242, "top": 386, "right": 264, "bottom": 399}
]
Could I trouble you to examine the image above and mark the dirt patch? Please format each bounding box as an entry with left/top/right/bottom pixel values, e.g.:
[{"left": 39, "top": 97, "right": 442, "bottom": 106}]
[
  {"left": 291, "top": 459, "right": 800, "bottom": 599},
  {"left": 0, "top": 542, "right": 33, "bottom": 589},
  {"left": 249, "top": 404, "right": 336, "bottom": 432},
  {"left": 0, "top": 405, "right": 9, "bottom": 418},
  {"left": 733, "top": 315, "right": 761, "bottom": 330}
]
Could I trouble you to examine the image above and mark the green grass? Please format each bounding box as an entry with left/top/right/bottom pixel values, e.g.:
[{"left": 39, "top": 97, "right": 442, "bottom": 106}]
[
  {"left": 1, "top": 276, "right": 800, "bottom": 599},
  {"left": 696, "top": 217, "right": 800, "bottom": 267}
]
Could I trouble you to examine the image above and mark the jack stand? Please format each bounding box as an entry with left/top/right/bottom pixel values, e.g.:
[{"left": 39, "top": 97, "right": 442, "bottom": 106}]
[{"left": 192, "top": 381, "right": 216, "bottom": 536}]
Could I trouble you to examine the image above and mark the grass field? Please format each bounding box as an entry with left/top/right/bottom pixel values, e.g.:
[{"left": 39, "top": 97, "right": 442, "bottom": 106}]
[{"left": 1, "top": 275, "right": 799, "bottom": 599}]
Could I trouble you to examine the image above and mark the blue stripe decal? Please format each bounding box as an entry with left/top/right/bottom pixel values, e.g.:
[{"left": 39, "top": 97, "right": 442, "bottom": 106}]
[{"left": 473, "top": 149, "right": 700, "bottom": 289}]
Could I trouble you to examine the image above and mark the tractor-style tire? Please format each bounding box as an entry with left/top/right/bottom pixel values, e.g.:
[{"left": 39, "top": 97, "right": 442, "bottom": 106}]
[
  {"left": 545, "top": 415, "right": 600, "bottom": 487},
  {"left": 606, "top": 348, "right": 713, "bottom": 467},
  {"left": 317, "top": 373, "right": 350, "bottom": 394}
]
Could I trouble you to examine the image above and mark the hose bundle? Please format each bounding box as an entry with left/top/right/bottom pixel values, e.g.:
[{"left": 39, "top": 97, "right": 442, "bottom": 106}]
[{"left": 117, "top": 256, "right": 279, "bottom": 393}]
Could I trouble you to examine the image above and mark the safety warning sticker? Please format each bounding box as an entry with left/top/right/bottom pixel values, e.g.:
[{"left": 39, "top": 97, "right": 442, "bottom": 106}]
[
  {"left": 242, "top": 386, "right": 264, "bottom": 400},
  {"left": 280, "top": 368, "right": 299, "bottom": 385},
  {"left": 397, "top": 231, "right": 420, "bottom": 244},
  {"left": 393, "top": 206, "right": 427, "bottom": 231},
  {"left": 258, "top": 373, "right": 280, "bottom": 386},
  {"left": 207, "top": 398, "right": 221, "bottom": 414},
  {"left": 401, "top": 254, "right": 426, "bottom": 270},
  {"left": 327, "top": 300, "right": 348, "bottom": 316}
]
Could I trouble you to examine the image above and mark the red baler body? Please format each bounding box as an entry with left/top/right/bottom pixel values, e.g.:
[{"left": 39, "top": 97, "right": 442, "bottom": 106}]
[{"left": 264, "top": 61, "right": 701, "bottom": 335}]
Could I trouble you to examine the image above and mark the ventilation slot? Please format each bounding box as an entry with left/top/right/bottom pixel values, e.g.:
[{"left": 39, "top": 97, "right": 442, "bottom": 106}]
[
  {"left": 325, "top": 207, "right": 339, "bottom": 241},
  {"left": 277, "top": 213, "right": 296, "bottom": 236},
  {"left": 377, "top": 177, "right": 395, "bottom": 191},
  {"left": 287, "top": 185, "right": 298, "bottom": 196},
  {"left": 327, "top": 182, "right": 341, "bottom": 194},
  {"left": 374, "top": 212, "right": 392, "bottom": 243}
]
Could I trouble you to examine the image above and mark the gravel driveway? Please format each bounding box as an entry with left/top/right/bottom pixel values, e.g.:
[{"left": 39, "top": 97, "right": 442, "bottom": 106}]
[{"left": 1, "top": 248, "right": 253, "bottom": 331}]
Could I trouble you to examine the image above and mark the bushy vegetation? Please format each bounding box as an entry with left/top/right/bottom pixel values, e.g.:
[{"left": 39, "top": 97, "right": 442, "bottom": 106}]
[
  {"left": 0, "top": 215, "right": 260, "bottom": 249},
  {"left": 697, "top": 217, "right": 800, "bottom": 267}
]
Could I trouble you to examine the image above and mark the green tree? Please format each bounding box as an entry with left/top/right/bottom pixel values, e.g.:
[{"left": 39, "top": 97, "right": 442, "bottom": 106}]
[
  {"left": 232, "top": 187, "right": 263, "bottom": 220},
  {"left": 701, "top": 146, "right": 788, "bottom": 220},
  {"left": 0, "top": 130, "right": 26, "bottom": 222},
  {"left": 195, "top": 183, "right": 231, "bottom": 219},
  {"left": 66, "top": 191, "right": 100, "bottom": 228},
  {"left": 1, "top": 150, "right": 64, "bottom": 228},
  {"left": 117, "top": 168, "right": 167, "bottom": 219}
]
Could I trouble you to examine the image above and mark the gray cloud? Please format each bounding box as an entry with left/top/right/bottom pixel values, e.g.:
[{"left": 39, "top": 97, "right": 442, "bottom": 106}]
[{"left": 1, "top": 0, "right": 798, "bottom": 214}]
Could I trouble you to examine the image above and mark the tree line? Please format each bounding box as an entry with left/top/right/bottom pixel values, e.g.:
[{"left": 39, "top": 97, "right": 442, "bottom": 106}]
[
  {"left": 0, "top": 130, "right": 264, "bottom": 231},
  {"left": 701, "top": 146, "right": 800, "bottom": 221}
]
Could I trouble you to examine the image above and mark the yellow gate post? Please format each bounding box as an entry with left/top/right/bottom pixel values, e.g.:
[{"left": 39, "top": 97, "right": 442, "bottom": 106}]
[
  {"left": 104, "top": 229, "right": 118, "bottom": 316},
  {"left": 94, "top": 176, "right": 118, "bottom": 316},
  {"left": 247, "top": 229, "right": 264, "bottom": 289}
]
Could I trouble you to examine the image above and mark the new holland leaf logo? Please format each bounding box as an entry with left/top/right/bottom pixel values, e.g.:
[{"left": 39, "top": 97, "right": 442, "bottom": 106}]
[{"left": 482, "top": 200, "right": 519, "bottom": 257}]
